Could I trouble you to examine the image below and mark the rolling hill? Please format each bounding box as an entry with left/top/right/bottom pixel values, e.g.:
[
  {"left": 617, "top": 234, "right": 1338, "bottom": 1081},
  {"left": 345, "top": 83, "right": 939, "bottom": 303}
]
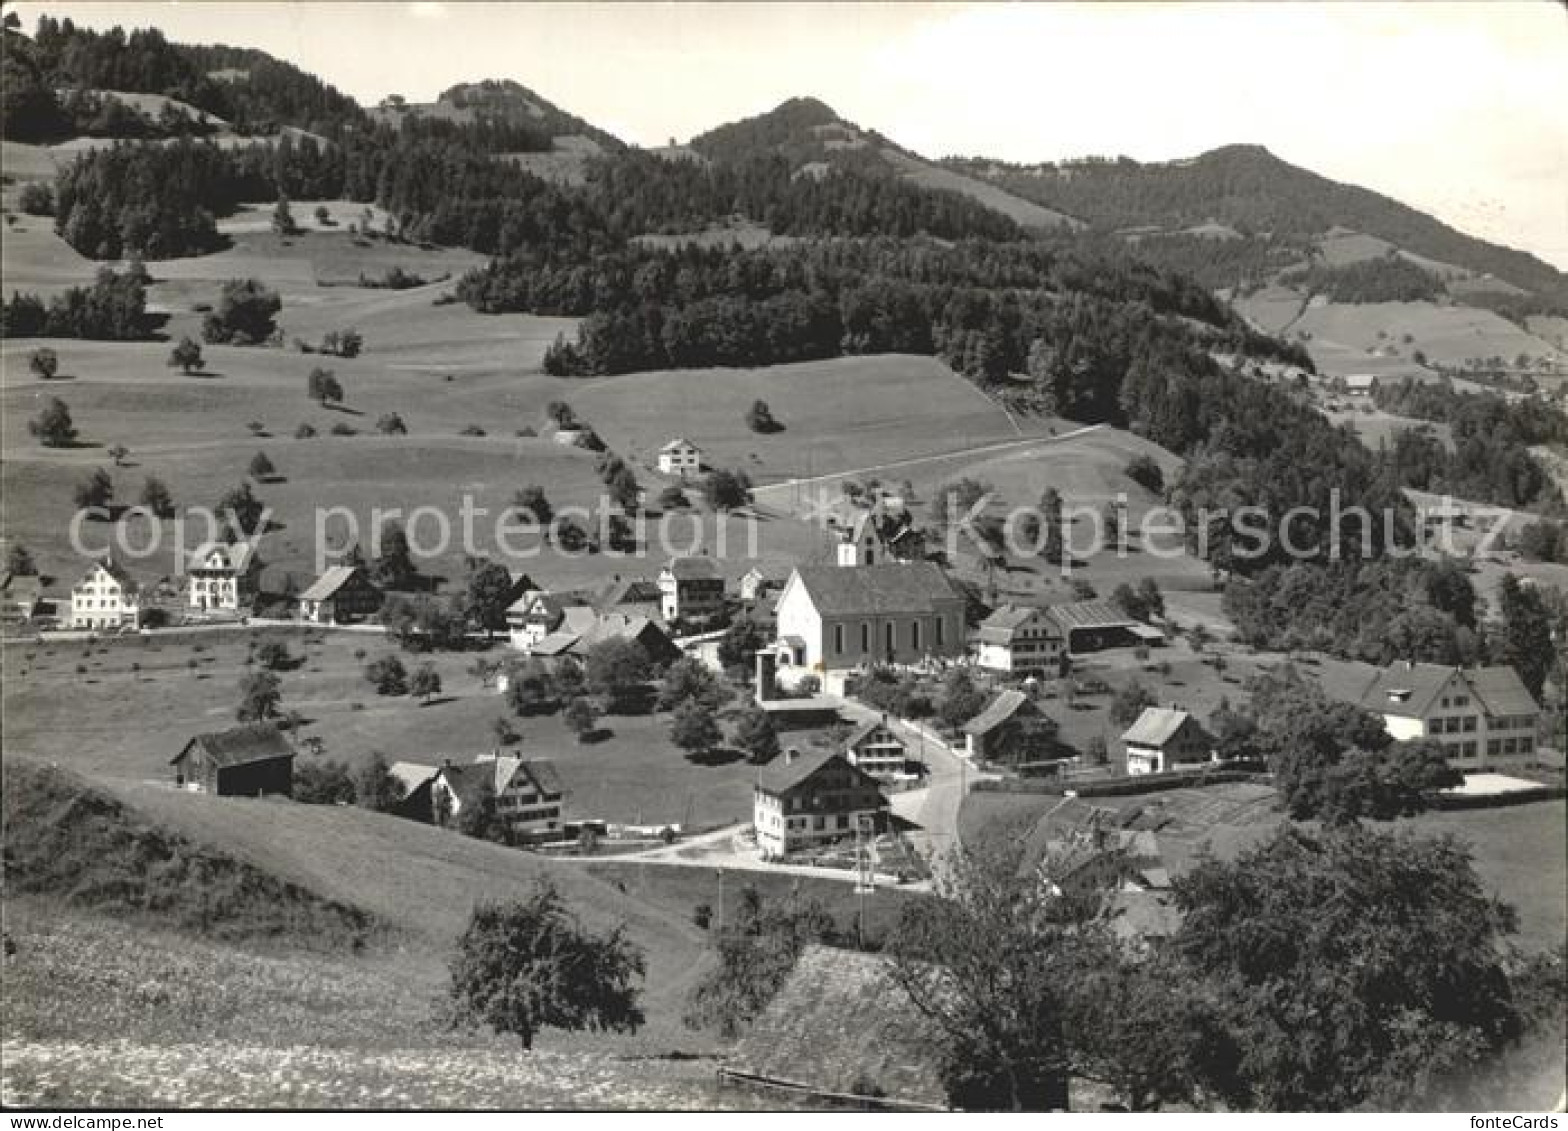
[{"left": 687, "top": 97, "right": 1081, "bottom": 233}]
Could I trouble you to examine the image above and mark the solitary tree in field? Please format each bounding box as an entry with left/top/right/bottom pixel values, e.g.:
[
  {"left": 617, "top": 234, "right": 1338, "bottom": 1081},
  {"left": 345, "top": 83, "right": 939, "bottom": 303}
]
[
  {"left": 704, "top": 467, "right": 753, "bottom": 512},
  {"left": 512, "top": 485, "right": 552, "bottom": 524},
  {"left": 563, "top": 696, "right": 600, "bottom": 743},
  {"left": 272, "top": 194, "right": 298, "bottom": 236},
  {"left": 140, "top": 476, "right": 174, "bottom": 519},
  {"left": 168, "top": 336, "right": 204, "bottom": 374},
  {"left": 307, "top": 366, "right": 344, "bottom": 406},
  {"left": 670, "top": 699, "right": 722, "bottom": 757},
  {"left": 464, "top": 558, "right": 515, "bottom": 639},
  {"left": 248, "top": 451, "right": 277, "bottom": 482},
  {"left": 29, "top": 397, "right": 77, "bottom": 447},
  {"left": 106, "top": 443, "right": 129, "bottom": 467},
  {"left": 744, "top": 398, "right": 781, "bottom": 434},
  {"left": 236, "top": 670, "right": 282, "bottom": 721},
  {"left": 215, "top": 482, "right": 266, "bottom": 541},
  {"left": 372, "top": 520, "right": 417, "bottom": 590},
  {"left": 365, "top": 654, "right": 409, "bottom": 696},
  {"left": 449, "top": 882, "right": 646, "bottom": 1049},
  {"left": 410, "top": 662, "right": 442, "bottom": 704},
  {"left": 72, "top": 467, "right": 114, "bottom": 514},
  {"left": 28, "top": 348, "right": 58, "bottom": 380},
  {"left": 6, "top": 544, "right": 38, "bottom": 575}
]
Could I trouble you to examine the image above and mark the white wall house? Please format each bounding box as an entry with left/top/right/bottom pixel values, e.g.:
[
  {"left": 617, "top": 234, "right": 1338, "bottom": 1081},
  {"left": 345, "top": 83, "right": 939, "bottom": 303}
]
[
  {"left": 753, "top": 749, "right": 888, "bottom": 859},
  {"left": 658, "top": 556, "right": 725, "bottom": 624},
  {"left": 1121, "top": 708, "right": 1216, "bottom": 776},
  {"left": 976, "top": 604, "right": 1064, "bottom": 675},
  {"left": 1351, "top": 662, "right": 1541, "bottom": 763},
  {"left": 657, "top": 438, "right": 703, "bottom": 476},
  {"left": 69, "top": 557, "right": 141, "bottom": 630},
  {"left": 186, "top": 542, "right": 257, "bottom": 611}
]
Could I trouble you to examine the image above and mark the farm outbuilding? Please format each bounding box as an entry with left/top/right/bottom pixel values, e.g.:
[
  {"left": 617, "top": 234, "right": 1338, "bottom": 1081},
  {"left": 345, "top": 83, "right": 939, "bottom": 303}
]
[{"left": 171, "top": 723, "right": 295, "bottom": 797}]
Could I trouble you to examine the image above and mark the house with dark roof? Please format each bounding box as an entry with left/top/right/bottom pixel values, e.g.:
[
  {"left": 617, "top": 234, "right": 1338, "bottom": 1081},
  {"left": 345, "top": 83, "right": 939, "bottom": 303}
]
[
  {"left": 659, "top": 555, "right": 725, "bottom": 624},
  {"left": 831, "top": 506, "right": 924, "bottom": 568},
  {"left": 297, "top": 565, "right": 382, "bottom": 624},
  {"left": 720, "top": 945, "right": 948, "bottom": 1110},
  {"left": 186, "top": 541, "right": 259, "bottom": 612},
  {"left": 753, "top": 749, "right": 888, "bottom": 858},
  {"left": 657, "top": 437, "right": 703, "bottom": 477},
  {"left": 962, "top": 690, "right": 1060, "bottom": 768},
  {"left": 505, "top": 590, "right": 591, "bottom": 650},
  {"left": 844, "top": 717, "right": 910, "bottom": 779},
  {"left": 69, "top": 555, "right": 143, "bottom": 630},
  {"left": 739, "top": 563, "right": 788, "bottom": 603},
  {"left": 1121, "top": 707, "right": 1216, "bottom": 775},
  {"left": 426, "top": 753, "right": 565, "bottom": 840},
  {"left": 1, "top": 572, "right": 48, "bottom": 621},
  {"left": 976, "top": 603, "right": 1064, "bottom": 675},
  {"left": 171, "top": 723, "right": 294, "bottom": 796},
  {"left": 1340, "top": 661, "right": 1540, "bottom": 763},
  {"left": 774, "top": 562, "right": 964, "bottom": 671}
]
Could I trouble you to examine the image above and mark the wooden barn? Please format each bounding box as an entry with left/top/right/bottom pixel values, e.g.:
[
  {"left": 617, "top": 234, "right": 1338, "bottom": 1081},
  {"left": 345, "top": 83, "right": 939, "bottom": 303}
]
[{"left": 171, "top": 723, "right": 295, "bottom": 797}]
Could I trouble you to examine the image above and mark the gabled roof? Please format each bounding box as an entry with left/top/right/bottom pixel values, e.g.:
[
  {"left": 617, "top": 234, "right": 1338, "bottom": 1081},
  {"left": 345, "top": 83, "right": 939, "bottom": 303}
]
[
  {"left": 845, "top": 718, "right": 904, "bottom": 751},
  {"left": 1462, "top": 666, "right": 1539, "bottom": 717},
  {"left": 389, "top": 760, "right": 439, "bottom": 794},
  {"left": 660, "top": 437, "right": 701, "bottom": 453},
  {"left": 977, "top": 603, "right": 1057, "bottom": 644},
  {"left": 1354, "top": 661, "right": 1459, "bottom": 718},
  {"left": 724, "top": 944, "right": 946, "bottom": 1110},
  {"left": 598, "top": 577, "right": 662, "bottom": 606},
  {"left": 789, "top": 562, "right": 960, "bottom": 617},
  {"left": 962, "top": 689, "right": 1036, "bottom": 737},
  {"left": 756, "top": 749, "right": 879, "bottom": 796},
  {"left": 76, "top": 556, "right": 139, "bottom": 595},
  {"left": 173, "top": 723, "right": 293, "bottom": 768},
  {"left": 2, "top": 573, "right": 45, "bottom": 603},
  {"left": 297, "top": 565, "right": 370, "bottom": 602},
  {"left": 663, "top": 555, "right": 722, "bottom": 581},
  {"left": 188, "top": 541, "right": 256, "bottom": 572},
  {"left": 1047, "top": 600, "right": 1137, "bottom": 632},
  {"left": 1121, "top": 707, "right": 1207, "bottom": 749},
  {"left": 434, "top": 761, "right": 493, "bottom": 809}
]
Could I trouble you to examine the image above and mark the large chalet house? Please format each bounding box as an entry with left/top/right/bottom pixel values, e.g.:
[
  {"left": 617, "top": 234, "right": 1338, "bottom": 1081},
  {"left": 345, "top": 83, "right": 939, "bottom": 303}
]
[
  {"left": 1344, "top": 662, "right": 1540, "bottom": 762},
  {"left": 186, "top": 541, "right": 259, "bottom": 612},
  {"left": 753, "top": 748, "right": 889, "bottom": 859},
  {"left": 296, "top": 565, "right": 382, "bottom": 624},
  {"left": 506, "top": 590, "right": 589, "bottom": 650},
  {"left": 396, "top": 753, "right": 565, "bottom": 842},
  {"left": 171, "top": 723, "right": 295, "bottom": 796},
  {"left": 774, "top": 562, "right": 965, "bottom": 671},
  {"left": 1121, "top": 707, "right": 1216, "bottom": 776},
  {"left": 506, "top": 591, "right": 677, "bottom": 663},
  {"left": 69, "top": 556, "right": 142, "bottom": 630},
  {"left": 658, "top": 555, "right": 725, "bottom": 624},
  {"left": 976, "top": 603, "right": 1065, "bottom": 676},
  {"left": 657, "top": 437, "right": 703, "bottom": 477}
]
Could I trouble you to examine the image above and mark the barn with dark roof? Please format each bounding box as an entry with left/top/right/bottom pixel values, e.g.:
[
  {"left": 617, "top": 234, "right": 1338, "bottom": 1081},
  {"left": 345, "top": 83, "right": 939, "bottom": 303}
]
[{"left": 171, "top": 723, "right": 295, "bottom": 796}]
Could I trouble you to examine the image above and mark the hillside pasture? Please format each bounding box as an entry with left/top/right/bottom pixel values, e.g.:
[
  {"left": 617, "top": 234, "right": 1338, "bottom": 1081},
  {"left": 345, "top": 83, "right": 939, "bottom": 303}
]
[{"left": 879, "top": 148, "right": 1083, "bottom": 231}]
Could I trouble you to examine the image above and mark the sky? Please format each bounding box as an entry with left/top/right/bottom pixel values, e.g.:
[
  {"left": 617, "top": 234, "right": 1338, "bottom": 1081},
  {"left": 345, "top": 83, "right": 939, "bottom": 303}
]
[{"left": 15, "top": 1, "right": 1568, "bottom": 268}]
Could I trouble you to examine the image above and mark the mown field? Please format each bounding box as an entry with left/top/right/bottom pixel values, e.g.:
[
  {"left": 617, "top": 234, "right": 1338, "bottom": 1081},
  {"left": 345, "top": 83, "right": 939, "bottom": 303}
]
[{"left": 0, "top": 627, "right": 773, "bottom": 829}]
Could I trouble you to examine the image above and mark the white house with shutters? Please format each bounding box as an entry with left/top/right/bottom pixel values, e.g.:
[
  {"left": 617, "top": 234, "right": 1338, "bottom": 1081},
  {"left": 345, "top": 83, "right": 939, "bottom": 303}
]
[
  {"left": 1346, "top": 662, "right": 1540, "bottom": 763},
  {"left": 657, "top": 438, "right": 703, "bottom": 476},
  {"left": 186, "top": 541, "right": 258, "bottom": 611},
  {"left": 69, "top": 556, "right": 142, "bottom": 630}
]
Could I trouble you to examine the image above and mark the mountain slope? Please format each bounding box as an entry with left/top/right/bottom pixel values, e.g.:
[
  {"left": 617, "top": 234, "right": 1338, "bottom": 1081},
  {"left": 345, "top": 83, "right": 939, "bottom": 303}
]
[
  {"left": 946, "top": 145, "right": 1566, "bottom": 307},
  {"left": 689, "top": 97, "right": 1081, "bottom": 232},
  {"left": 369, "top": 79, "right": 624, "bottom": 152}
]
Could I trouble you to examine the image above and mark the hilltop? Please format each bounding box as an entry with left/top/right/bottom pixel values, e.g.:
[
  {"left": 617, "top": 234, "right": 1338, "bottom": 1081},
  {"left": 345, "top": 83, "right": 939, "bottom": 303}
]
[{"left": 688, "top": 97, "right": 1081, "bottom": 232}]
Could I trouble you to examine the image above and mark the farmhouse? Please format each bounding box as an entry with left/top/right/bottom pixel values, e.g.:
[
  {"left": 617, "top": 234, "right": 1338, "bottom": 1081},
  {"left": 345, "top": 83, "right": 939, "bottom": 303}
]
[
  {"left": 68, "top": 555, "right": 142, "bottom": 630},
  {"left": 657, "top": 437, "right": 703, "bottom": 476},
  {"left": 739, "top": 563, "right": 788, "bottom": 602},
  {"left": 1047, "top": 600, "right": 1164, "bottom": 655},
  {"left": 297, "top": 565, "right": 382, "bottom": 624},
  {"left": 596, "top": 576, "right": 663, "bottom": 619},
  {"left": 962, "top": 689, "right": 1058, "bottom": 767},
  {"left": 832, "top": 507, "right": 924, "bottom": 567},
  {"left": 1343, "top": 661, "right": 1540, "bottom": 763},
  {"left": 506, "top": 590, "right": 592, "bottom": 650},
  {"left": 1, "top": 572, "right": 48, "bottom": 621},
  {"left": 429, "top": 753, "right": 566, "bottom": 841},
  {"left": 171, "top": 723, "right": 294, "bottom": 797},
  {"left": 1121, "top": 707, "right": 1216, "bottom": 775},
  {"left": 773, "top": 563, "right": 964, "bottom": 671},
  {"left": 976, "top": 603, "right": 1065, "bottom": 675},
  {"left": 186, "top": 541, "right": 258, "bottom": 612},
  {"left": 844, "top": 717, "right": 911, "bottom": 779},
  {"left": 658, "top": 555, "right": 725, "bottom": 624},
  {"left": 753, "top": 748, "right": 888, "bottom": 858}
]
